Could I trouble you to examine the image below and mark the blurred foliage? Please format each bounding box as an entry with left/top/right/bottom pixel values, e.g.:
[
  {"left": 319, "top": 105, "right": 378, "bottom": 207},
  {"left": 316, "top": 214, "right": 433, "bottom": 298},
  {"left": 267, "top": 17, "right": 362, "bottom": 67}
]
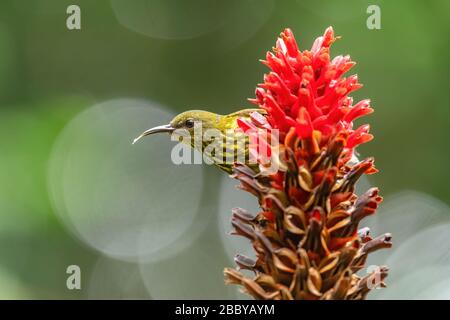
[{"left": 0, "top": 0, "right": 449, "bottom": 299}]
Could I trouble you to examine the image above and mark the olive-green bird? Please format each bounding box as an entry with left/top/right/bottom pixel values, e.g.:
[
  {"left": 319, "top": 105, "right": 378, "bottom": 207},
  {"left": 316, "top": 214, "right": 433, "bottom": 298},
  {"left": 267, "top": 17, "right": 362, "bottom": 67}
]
[{"left": 133, "top": 108, "right": 266, "bottom": 173}]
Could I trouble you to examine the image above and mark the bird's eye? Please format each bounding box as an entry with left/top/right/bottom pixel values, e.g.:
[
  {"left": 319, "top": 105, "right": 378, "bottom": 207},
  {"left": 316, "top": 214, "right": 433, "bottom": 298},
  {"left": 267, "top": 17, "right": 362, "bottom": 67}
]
[{"left": 185, "top": 119, "right": 194, "bottom": 128}]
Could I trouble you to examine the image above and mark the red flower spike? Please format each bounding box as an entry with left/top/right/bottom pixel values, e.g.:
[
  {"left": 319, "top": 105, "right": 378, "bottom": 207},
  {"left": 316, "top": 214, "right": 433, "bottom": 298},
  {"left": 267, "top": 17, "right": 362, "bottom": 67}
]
[
  {"left": 245, "top": 27, "right": 374, "bottom": 150},
  {"left": 225, "top": 28, "right": 388, "bottom": 301},
  {"left": 247, "top": 24, "right": 380, "bottom": 195}
]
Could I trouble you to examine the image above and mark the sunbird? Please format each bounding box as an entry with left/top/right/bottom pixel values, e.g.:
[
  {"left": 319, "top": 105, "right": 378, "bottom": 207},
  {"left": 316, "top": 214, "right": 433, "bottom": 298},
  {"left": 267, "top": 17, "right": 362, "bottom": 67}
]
[{"left": 133, "top": 108, "right": 267, "bottom": 173}]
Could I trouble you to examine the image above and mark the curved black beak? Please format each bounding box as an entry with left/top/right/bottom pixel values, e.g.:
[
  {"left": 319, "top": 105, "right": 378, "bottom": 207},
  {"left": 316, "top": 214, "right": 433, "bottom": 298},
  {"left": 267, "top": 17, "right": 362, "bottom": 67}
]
[{"left": 132, "top": 124, "right": 174, "bottom": 144}]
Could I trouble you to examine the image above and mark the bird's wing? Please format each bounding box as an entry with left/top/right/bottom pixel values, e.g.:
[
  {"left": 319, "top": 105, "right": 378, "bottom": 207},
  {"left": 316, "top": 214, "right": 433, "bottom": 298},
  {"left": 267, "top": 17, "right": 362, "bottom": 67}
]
[
  {"left": 223, "top": 108, "right": 267, "bottom": 130},
  {"left": 226, "top": 108, "right": 267, "bottom": 119}
]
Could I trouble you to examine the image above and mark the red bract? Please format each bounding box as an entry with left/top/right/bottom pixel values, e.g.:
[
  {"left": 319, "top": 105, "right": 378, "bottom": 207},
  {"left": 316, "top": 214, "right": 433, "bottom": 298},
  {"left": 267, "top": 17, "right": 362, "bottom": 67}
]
[{"left": 240, "top": 27, "right": 374, "bottom": 158}]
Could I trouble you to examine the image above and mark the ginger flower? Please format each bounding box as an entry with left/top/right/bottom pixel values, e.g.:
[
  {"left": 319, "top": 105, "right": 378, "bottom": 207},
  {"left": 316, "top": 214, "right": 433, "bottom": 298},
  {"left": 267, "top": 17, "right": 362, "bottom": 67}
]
[{"left": 224, "top": 27, "right": 391, "bottom": 300}]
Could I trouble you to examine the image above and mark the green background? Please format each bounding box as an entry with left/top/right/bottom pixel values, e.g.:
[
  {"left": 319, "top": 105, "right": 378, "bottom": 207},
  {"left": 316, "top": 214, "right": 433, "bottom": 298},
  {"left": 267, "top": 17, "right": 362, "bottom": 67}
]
[{"left": 0, "top": 0, "right": 449, "bottom": 299}]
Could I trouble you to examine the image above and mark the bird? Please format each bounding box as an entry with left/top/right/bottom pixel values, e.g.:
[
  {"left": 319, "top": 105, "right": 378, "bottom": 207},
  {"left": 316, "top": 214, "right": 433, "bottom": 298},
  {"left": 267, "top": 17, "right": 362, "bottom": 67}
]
[{"left": 132, "top": 108, "right": 267, "bottom": 174}]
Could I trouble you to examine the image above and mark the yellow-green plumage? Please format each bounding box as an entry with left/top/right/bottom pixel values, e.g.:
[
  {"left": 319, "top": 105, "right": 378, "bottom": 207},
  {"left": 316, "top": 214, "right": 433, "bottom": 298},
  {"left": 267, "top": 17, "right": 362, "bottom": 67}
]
[{"left": 133, "top": 108, "right": 266, "bottom": 173}]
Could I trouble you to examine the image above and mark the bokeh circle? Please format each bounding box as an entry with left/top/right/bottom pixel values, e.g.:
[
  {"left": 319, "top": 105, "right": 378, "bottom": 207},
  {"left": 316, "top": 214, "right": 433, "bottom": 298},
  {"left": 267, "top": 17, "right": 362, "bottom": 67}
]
[{"left": 48, "top": 98, "right": 204, "bottom": 261}]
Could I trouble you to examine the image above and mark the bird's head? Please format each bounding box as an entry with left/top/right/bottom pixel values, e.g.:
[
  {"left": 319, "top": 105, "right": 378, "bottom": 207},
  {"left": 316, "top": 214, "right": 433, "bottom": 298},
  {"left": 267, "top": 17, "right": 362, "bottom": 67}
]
[{"left": 132, "top": 110, "right": 223, "bottom": 145}]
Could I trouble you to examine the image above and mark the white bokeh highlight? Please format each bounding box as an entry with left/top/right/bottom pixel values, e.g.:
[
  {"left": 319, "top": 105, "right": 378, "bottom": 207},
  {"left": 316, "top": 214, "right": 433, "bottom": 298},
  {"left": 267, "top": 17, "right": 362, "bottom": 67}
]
[
  {"left": 217, "top": 175, "right": 258, "bottom": 263},
  {"left": 88, "top": 254, "right": 150, "bottom": 299},
  {"left": 139, "top": 240, "right": 236, "bottom": 299},
  {"left": 47, "top": 98, "right": 204, "bottom": 262},
  {"left": 111, "top": 0, "right": 274, "bottom": 50},
  {"left": 367, "top": 191, "right": 450, "bottom": 299}
]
